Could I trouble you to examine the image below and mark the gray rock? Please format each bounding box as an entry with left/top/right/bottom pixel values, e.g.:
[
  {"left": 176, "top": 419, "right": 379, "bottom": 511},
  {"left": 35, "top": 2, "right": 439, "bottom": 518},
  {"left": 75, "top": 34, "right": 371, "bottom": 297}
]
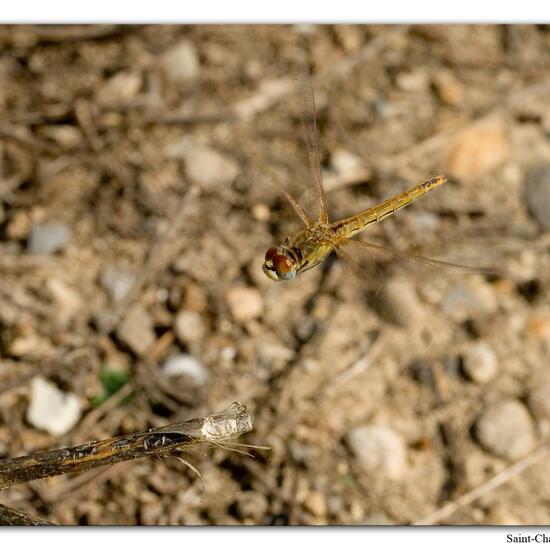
[
  {"left": 160, "top": 39, "right": 200, "bottom": 83},
  {"left": 27, "top": 223, "right": 70, "bottom": 254},
  {"left": 462, "top": 342, "right": 498, "bottom": 384},
  {"left": 116, "top": 306, "right": 155, "bottom": 356},
  {"left": 346, "top": 425, "right": 407, "bottom": 480},
  {"left": 370, "top": 277, "right": 423, "bottom": 328},
  {"left": 99, "top": 264, "right": 136, "bottom": 303},
  {"left": 27, "top": 377, "right": 82, "bottom": 436},
  {"left": 524, "top": 165, "right": 550, "bottom": 230},
  {"left": 161, "top": 354, "right": 208, "bottom": 385},
  {"left": 475, "top": 400, "right": 536, "bottom": 460}
]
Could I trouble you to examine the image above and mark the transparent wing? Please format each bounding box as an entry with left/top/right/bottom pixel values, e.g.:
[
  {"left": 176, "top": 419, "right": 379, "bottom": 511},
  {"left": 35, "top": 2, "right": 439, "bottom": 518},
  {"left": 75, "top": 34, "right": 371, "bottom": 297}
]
[
  {"left": 333, "top": 237, "right": 499, "bottom": 328},
  {"left": 334, "top": 237, "right": 498, "bottom": 279},
  {"left": 295, "top": 65, "right": 329, "bottom": 224},
  {"left": 216, "top": 118, "right": 314, "bottom": 228}
]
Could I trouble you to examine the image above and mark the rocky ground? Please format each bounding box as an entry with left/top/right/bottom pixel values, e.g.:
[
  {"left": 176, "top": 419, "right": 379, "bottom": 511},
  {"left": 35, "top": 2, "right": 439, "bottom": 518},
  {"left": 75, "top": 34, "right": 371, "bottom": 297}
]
[{"left": 0, "top": 24, "right": 550, "bottom": 525}]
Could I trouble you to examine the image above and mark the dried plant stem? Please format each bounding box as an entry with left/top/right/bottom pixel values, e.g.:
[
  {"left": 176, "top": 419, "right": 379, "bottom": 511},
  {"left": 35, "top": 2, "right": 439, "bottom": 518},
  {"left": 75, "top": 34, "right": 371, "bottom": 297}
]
[
  {"left": 0, "top": 402, "right": 252, "bottom": 492},
  {"left": 0, "top": 502, "right": 54, "bottom": 526},
  {"left": 414, "top": 442, "right": 550, "bottom": 525}
]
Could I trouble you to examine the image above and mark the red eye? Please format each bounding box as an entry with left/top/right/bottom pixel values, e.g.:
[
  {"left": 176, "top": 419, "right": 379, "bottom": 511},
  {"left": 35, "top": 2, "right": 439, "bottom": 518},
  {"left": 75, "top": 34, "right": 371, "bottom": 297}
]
[
  {"left": 265, "top": 247, "right": 278, "bottom": 262},
  {"left": 273, "top": 254, "right": 293, "bottom": 274}
]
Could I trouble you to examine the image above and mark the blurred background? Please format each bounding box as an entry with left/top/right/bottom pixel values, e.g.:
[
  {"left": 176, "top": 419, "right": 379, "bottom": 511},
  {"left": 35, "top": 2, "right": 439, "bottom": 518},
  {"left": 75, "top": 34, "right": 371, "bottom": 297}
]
[{"left": 0, "top": 24, "right": 549, "bottom": 525}]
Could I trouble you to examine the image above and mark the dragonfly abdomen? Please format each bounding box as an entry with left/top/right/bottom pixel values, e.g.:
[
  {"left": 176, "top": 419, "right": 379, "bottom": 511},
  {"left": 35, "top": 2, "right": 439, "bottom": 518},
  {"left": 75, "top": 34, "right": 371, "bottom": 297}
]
[{"left": 331, "top": 176, "right": 447, "bottom": 238}]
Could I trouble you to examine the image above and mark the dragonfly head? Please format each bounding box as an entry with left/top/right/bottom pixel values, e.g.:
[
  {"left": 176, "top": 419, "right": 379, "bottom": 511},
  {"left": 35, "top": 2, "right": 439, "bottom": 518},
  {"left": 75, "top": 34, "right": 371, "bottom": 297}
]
[{"left": 262, "top": 246, "right": 297, "bottom": 282}]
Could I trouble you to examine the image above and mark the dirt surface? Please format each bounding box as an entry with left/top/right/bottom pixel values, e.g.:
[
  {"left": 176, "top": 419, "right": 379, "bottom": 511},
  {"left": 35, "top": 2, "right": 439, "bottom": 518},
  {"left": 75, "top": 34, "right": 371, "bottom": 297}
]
[{"left": 0, "top": 24, "right": 550, "bottom": 525}]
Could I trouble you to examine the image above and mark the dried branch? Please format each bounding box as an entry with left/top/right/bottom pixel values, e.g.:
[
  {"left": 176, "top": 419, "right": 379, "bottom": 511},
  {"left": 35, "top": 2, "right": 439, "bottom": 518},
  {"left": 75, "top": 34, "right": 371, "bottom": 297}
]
[
  {"left": 414, "top": 441, "right": 550, "bottom": 525},
  {"left": 0, "top": 402, "right": 253, "bottom": 492},
  {"left": 0, "top": 502, "right": 54, "bottom": 526}
]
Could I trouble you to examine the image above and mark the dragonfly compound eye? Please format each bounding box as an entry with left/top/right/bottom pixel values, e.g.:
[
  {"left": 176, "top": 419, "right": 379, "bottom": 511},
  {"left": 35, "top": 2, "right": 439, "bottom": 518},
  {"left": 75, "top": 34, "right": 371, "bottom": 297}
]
[
  {"left": 265, "top": 247, "right": 279, "bottom": 263},
  {"left": 273, "top": 254, "right": 295, "bottom": 280}
]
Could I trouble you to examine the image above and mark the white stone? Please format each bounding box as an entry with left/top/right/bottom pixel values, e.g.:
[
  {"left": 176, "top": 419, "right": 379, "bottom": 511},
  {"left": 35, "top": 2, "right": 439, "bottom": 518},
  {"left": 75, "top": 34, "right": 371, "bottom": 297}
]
[
  {"left": 160, "top": 40, "right": 200, "bottom": 83},
  {"left": 462, "top": 342, "right": 498, "bottom": 384},
  {"left": 174, "top": 310, "right": 205, "bottom": 344},
  {"left": 346, "top": 425, "right": 407, "bottom": 480},
  {"left": 27, "top": 377, "right": 82, "bottom": 436},
  {"left": 162, "top": 354, "right": 208, "bottom": 385},
  {"left": 96, "top": 71, "right": 141, "bottom": 108}
]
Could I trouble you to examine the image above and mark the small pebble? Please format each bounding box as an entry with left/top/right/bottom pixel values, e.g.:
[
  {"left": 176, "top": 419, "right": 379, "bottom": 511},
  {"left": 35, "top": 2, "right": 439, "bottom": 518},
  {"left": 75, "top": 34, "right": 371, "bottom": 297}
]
[
  {"left": 396, "top": 70, "right": 429, "bottom": 92},
  {"left": 116, "top": 306, "right": 155, "bottom": 356},
  {"left": 99, "top": 264, "right": 136, "bottom": 303},
  {"left": 251, "top": 203, "right": 270, "bottom": 222},
  {"left": 40, "top": 125, "right": 83, "bottom": 150},
  {"left": 524, "top": 165, "right": 550, "bottom": 230},
  {"left": 6, "top": 210, "right": 31, "bottom": 240},
  {"left": 27, "top": 223, "right": 70, "bottom": 254},
  {"left": 161, "top": 354, "right": 208, "bottom": 385},
  {"left": 441, "top": 283, "right": 497, "bottom": 322},
  {"left": 462, "top": 342, "right": 498, "bottom": 384},
  {"left": 346, "top": 425, "right": 407, "bottom": 480},
  {"left": 432, "top": 70, "right": 464, "bottom": 106},
  {"left": 445, "top": 118, "right": 509, "bottom": 180},
  {"left": 183, "top": 143, "right": 239, "bottom": 190},
  {"left": 174, "top": 310, "right": 205, "bottom": 344},
  {"left": 303, "top": 491, "right": 327, "bottom": 518},
  {"left": 528, "top": 374, "right": 550, "bottom": 421},
  {"left": 526, "top": 312, "right": 550, "bottom": 339},
  {"left": 46, "top": 278, "right": 82, "bottom": 326},
  {"left": 475, "top": 400, "right": 536, "bottom": 460},
  {"left": 96, "top": 71, "right": 142, "bottom": 108},
  {"left": 330, "top": 148, "right": 363, "bottom": 175},
  {"left": 27, "top": 377, "right": 82, "bottom": 436},
  {"left": 370, "top": 277, "right": 423, "bottom": 328},
  {"left": 226, "top": 286, "right": 263, "bottom": 322},
  {"left": 160, "top": 39, "right": 200, "bottom": 83}
]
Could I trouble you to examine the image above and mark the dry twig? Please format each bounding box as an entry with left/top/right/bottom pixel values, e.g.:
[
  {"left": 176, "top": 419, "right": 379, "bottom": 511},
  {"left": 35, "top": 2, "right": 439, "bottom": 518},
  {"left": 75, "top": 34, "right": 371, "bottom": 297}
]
[{"left": 414, "top": 442, "right": 550, "bottom": 525}]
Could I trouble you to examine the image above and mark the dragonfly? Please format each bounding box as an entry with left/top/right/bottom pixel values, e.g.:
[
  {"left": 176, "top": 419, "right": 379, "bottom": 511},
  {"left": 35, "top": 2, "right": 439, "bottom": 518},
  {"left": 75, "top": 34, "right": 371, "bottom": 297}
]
[{"left": 262, "top": 74, "right": 485, "bottom": 284}]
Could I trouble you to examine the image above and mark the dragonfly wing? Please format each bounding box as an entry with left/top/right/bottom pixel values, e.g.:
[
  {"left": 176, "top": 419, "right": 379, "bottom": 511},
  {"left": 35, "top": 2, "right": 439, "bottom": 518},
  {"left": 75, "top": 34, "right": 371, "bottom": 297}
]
[
  {"left": 334, "top": 236, "right": 499, "bottom": 279},
  {"left": 333, "top": 236, "right": 500, "bottom": 328},
  {"left": 296, "top": 65, "right": 329, "bottom": 224},
  {"left": 229, "top": 118, "right": 314, "bottom": 227}
]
